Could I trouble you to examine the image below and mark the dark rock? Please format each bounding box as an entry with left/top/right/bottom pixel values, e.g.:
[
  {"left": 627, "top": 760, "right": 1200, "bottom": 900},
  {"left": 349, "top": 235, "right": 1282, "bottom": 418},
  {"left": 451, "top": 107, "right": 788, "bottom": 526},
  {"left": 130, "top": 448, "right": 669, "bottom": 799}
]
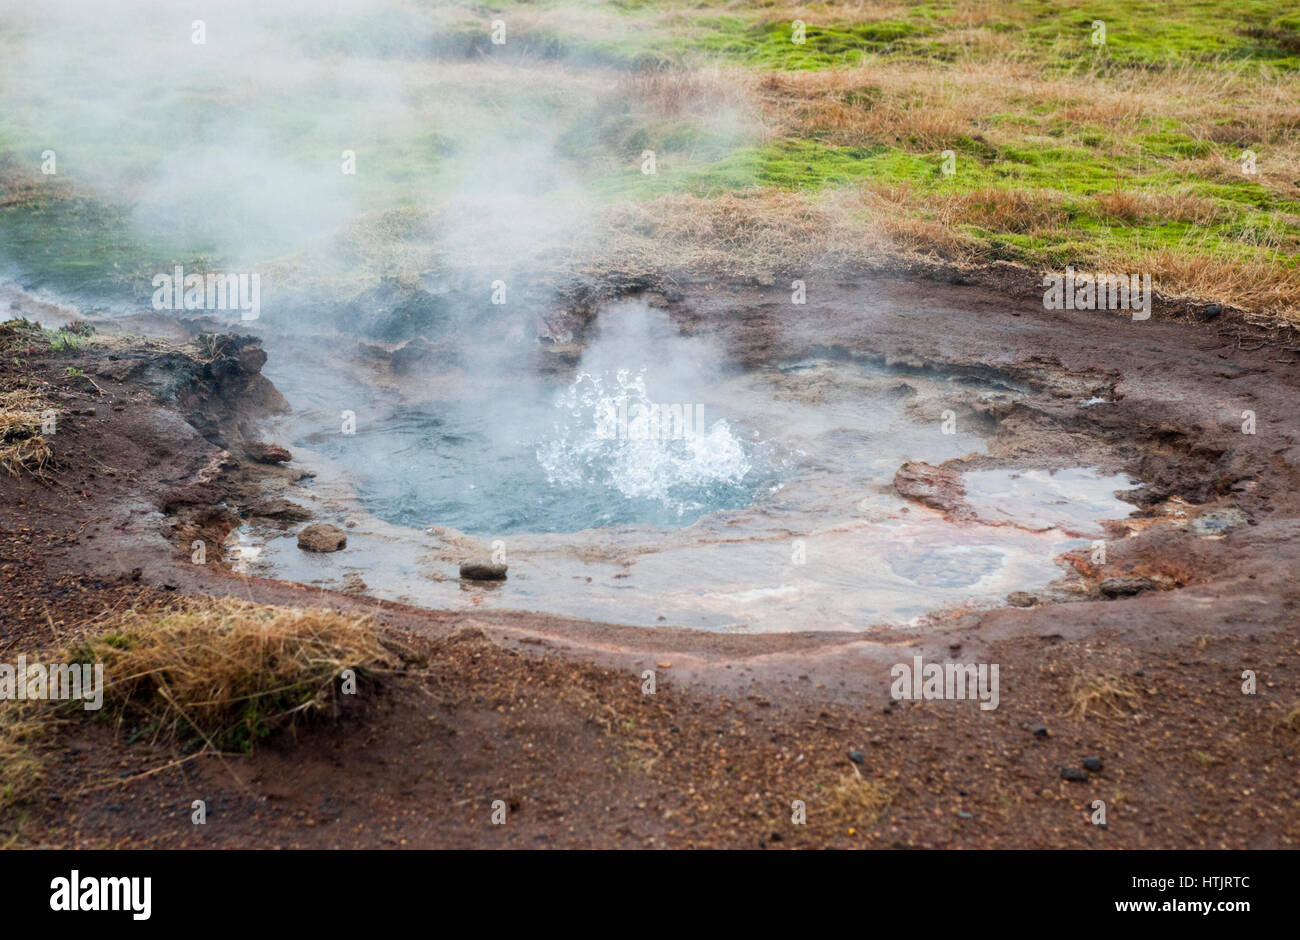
[
  {"left": 1031, "top": 724, "right": 1049, "bottom": 738},
  {"left": 848, "top": 749, "right": 865, "bottom": 765},
  {"left": 1082, "top": 756, "right": 1103, "bottom": 772},
  {"left": 1060, "top": 767, "right": 1088, "bottom": 782},
  {"left": 459, "top": 560, "right": 507, "bottom": 581},
  {"left": 347, "top": 278, "right": 452, "bottom": 343},
  {"left": 297, "top": 524, "right": 346, "bottom": 552},
  {"left": 237, "top": 344, "right": 268, "bottom": 374},
  {"left": 1099, "top": 576, "right": 1158, "bottom": 598}
]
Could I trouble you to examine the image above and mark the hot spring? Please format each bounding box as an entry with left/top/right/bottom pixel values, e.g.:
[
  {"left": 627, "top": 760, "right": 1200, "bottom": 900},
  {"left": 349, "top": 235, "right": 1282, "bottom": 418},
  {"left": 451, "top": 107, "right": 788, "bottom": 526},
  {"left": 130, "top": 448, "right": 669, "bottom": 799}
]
[{"left": 247, "top": 301, "right": 1138, "bottom": 633}]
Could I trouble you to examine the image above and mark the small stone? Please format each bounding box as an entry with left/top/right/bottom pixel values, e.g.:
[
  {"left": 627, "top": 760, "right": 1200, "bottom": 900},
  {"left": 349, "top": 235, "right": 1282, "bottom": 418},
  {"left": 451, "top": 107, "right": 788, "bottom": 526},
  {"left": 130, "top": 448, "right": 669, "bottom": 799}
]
[
  {"left": 459, "top": 560, "right": 507, "bottom": 581},
  {"left": 1060, "top": 767, "right": 1088, "bottom": 782},
  {"left": 956, "top": 811, "right": 973, "bottom": 819},
  {"left": 1031, "top": 724, "right": 1049, "bottom": 738},
  {"left": 1083, "top": 756, "right": 1103, "bottom": 772},
  {"left": 297, "top": 523, "right": 346, "bottom": 552},
  {"left": 1006, "top": 591, "right": 1037, "bottom": 608},
  {"left": 848, "top": 749, "right": 865, "bottom": 765}
]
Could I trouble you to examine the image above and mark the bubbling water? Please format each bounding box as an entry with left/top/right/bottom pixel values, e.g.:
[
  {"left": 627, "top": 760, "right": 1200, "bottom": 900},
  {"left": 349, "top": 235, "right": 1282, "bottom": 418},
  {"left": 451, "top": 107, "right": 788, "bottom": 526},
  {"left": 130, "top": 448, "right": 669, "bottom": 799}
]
[{"left": 536, "top": 367, "right": 767, "bottom": 519}]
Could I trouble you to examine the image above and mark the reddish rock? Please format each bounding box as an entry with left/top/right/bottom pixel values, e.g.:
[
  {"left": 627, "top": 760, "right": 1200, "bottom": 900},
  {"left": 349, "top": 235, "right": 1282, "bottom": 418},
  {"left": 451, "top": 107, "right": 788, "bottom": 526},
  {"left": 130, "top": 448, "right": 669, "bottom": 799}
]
[
  {"left": 893, "top": 460, "right": 975, "bottom": 520},
  {"left": 244, "top": 441, "right": 291, "bottom": 464}
]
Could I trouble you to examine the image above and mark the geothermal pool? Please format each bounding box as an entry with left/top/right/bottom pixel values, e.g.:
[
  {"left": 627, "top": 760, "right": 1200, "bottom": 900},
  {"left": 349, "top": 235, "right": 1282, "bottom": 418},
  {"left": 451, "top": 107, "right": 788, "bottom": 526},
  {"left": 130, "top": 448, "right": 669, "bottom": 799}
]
[{"left": 247, "top": 304, "right": 1137, "bottom": 633}]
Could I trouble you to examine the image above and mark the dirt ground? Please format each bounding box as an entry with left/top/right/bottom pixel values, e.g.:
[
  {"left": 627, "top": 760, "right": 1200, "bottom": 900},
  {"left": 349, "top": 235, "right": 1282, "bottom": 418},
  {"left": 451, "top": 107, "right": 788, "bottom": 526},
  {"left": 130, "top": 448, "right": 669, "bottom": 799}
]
[{"left": 3, "top": 273, "right": 1299, "bottom": 849}]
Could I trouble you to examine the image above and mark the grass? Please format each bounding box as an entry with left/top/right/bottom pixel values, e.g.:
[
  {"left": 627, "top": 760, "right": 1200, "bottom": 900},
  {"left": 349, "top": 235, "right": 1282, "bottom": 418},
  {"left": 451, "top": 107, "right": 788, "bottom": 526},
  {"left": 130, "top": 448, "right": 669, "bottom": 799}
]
[
  {"left": 1067, "top": 672, "right": 1142, "bottom": 721},
  {"left": 64, "top": 597, "right": 396, "bottom": 754},
  {"left": 0, "top": 714, "right": 45, "bottom": 807},
  {"left": 0, "top": 597, "right": 398, "bottom": 807},
  {"left": 0, "top": 386, "right": 52, "bottom": 478},
  {"left": 824, "top": 766, "right": 891, "bottom": 829}
]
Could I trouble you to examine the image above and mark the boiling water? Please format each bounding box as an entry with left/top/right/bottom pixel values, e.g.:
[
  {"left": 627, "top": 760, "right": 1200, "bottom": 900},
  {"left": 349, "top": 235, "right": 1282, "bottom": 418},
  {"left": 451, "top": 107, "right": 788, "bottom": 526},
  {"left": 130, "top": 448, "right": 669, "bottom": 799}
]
[{"left": 253, "top": 306, "right": 1138, "bottom": 632}]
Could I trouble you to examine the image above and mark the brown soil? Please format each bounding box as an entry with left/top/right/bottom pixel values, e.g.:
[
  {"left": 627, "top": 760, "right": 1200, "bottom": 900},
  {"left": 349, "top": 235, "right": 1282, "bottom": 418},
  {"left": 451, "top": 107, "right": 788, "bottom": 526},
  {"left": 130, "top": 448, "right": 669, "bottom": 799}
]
[{"left": 3, "top": 275, "right": 1299, "bottom": 849}]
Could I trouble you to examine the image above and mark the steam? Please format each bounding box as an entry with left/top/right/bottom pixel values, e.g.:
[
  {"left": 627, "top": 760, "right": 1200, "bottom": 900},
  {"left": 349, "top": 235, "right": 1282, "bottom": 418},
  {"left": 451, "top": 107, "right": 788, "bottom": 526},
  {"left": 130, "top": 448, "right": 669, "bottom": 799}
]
[{"left": 0, "top": 0, "right": 762, "bottom": 324}]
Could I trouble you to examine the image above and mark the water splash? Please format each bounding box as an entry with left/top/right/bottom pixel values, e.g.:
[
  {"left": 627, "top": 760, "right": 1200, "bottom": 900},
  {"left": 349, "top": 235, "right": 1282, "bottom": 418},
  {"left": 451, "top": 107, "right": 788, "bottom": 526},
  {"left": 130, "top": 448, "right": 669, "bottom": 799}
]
[{"left": 536, "top": 367, "right": 760, "bottom": 518}]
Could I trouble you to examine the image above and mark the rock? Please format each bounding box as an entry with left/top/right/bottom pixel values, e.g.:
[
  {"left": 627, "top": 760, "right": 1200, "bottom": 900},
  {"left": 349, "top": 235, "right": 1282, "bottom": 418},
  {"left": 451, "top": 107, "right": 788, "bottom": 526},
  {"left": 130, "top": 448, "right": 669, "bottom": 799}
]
[
  {"left": 1031, "top": 724, "right": 1049, "bottom": 738},
  {"left": 1060, "top": 767, "right": 1088, "bottom": 782},
  {"left": 390, "top": 336, "right": 436, "bottom": 372},
  {"left": 244, "top": 441, "right": 292, "bottom": 464},
  {"left": 459, "top": 560, "right": 507, "bottom": 581},
  {"left": 346, "top": 278, "right": 452, "bottom": 343},
  {"left": 341, "top": 572, "right": 368, "bottom": 594},
  {"left": 1083, "top": 756, "right": 1103, "bottom": 772},
  {"left": 447, "top": 625, "right": 487, "bottom": 643},
  {"left": 848, "top": 749, "right": 865, "bottom": 765},
  {"left": 892, "top": 460, "right": 975, "bottom": 520},
  {"left": 247, "top": 498, "right": 312, "bottom": 522},
  {"left": 1006, "top": 591, "right": 1038, "bottom": 608},
  {"left": 1099, "top": 576, "right": 1158, "bottom": 598},
  {"left": 956, "top": 811, "right": 973, "bottom": 819},
  {"left": 1189, "top": 507, "right": 1248, "bottom": 536},
  {"left": 237, "top": 344, "right": 268, "bottom": 374},
  {"left": 297, "top": 524, "right": 346, "bottom": 552}
]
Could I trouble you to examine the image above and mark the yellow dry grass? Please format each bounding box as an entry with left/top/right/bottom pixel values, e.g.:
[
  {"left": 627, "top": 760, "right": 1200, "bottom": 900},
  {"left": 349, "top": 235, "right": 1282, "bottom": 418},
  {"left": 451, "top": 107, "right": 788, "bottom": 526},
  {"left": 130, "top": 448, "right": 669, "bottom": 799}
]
[
  {"left": 1067, "top": 672, "right": 1142, "bottom": 721},
  {"left": 0, "top": 388, "right": 52, "bottom": 478},
  {"left": 824, "top": 766, "right": 891, "bottom": 827},
  {"left": 67, "top": 597, "right": 396, "bottom": 752}
]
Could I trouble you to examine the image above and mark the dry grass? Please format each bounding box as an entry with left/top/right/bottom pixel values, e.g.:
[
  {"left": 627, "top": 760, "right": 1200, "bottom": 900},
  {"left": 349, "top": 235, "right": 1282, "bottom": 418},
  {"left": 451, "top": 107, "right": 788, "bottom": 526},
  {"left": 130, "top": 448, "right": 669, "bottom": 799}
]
[
  {"left": 67, "top": 597, "right": 396, "bottom": 752},
  {"left": 1095, "top": 242, "right": 1300, "bottom": 320},
  {"left": 0, "top": 388, "right": 52, "bottom": 478},
  {"left": 824, "top": 766, "right": 891, "bottom": 827},
  {"left": 0, "top": 714, "right": 45, "bottom": 807},
  {"left": 1092, "top": 190, "right": 1225, "bottom": 225},
  {"left": 1067, "top": 672, "right": 1142, "bottom": 721}
]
